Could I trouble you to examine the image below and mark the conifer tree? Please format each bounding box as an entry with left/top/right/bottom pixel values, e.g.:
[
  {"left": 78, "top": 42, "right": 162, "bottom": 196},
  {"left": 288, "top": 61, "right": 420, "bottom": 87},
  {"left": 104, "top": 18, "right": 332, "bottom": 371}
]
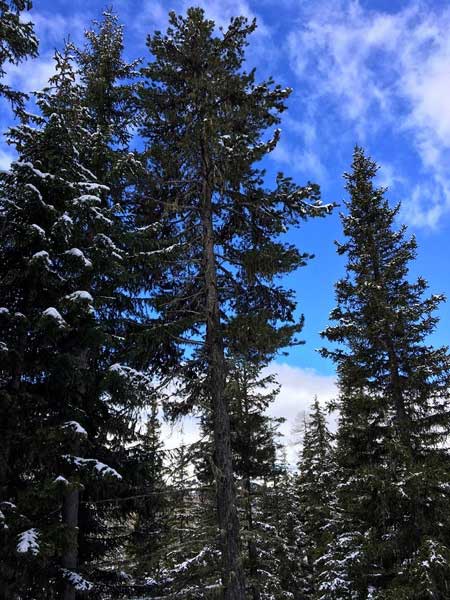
[
  {"left": 296, "top": 397, "right": 335, "bottom": 598},
  {"left": 0, "top": 45, "right": 149, "bottom": 598},
  {"left": 226, "top": 359, "right": 284, "bottom": 600},
  {"left": 72, "top": 10, "right": 141, "bottom": 202},
  {"left": 256, "top": 453, "right": 307, "bottom": 600},
  {"left": 320, "top": 147, "right": 450, "bottom": 599},
  {"left": 126, "top": 403, "right": 169, "bottom": 583},
  {"left": 0, "top": 0, "right": 38, "bottom": 111},
  {"left": 137, "top": 9, "right": 330, "bottom": 597}
]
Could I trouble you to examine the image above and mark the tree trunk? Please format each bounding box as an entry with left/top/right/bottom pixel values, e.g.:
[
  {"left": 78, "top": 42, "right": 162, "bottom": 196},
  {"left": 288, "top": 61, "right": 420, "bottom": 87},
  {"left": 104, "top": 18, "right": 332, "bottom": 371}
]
[
  {"left": 62, "top": 486, "right": 80, "bottom": 600},
  {"left": 62, "top": 430, "right": 80, "bottom": 600},
  {"left": 201, "top": 175, "right": 246, "bottom": 599}
]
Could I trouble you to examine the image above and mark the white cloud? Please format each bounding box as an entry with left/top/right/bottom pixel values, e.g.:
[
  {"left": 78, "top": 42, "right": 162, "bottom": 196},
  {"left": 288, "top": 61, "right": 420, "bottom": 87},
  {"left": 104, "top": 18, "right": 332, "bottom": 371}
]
[
  {"left": 272, "top": 140, "right": 327, "bottom": 182},
  {"left": 138, "top": 0, "right": 269, "bottom": 34},
  {"left": 159, "top": 363, "right": 337, "bottom": 467},
  {"left": 4, "top": 57, "right": 55, "bottom": 95},
  {"left": 30, "top": 11, "right": 88, "bottom": 46},
  {"left": 264, "top": 362, "right": 337, "bottom": 463},
  {"left": 286, "top": 0, "right": 450, "bottom": 228}
]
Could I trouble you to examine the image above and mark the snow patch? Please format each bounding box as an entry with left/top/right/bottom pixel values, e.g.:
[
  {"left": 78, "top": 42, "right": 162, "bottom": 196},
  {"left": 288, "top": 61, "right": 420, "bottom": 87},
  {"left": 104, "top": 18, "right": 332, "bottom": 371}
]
[
  {"left": 65, "top": 291, "right": 94, "bottom": 304},
  {"left": 63, "top": 455, "right": 122, "bottom": 480},
  {"left": 64, "top": 248, "right": 92, "bottom": 269},
  {"left": 61, "top": 569, "right": 93, "bottom": 592},
  {"left": 63, "top": 421, "right": 88, "bottom": 436},
  {"left": 54, "top": 476, "right": 69, "bottom": 485},
  {"left": 17, "top": 528, "right": 39, "bottom": 555},
  {"left": 30, "top": 250, "right": 52, "bottom": 267},
  {"left": 42, "top": 307, "right": 67, "bottom": 327},
  {"left": 30, "top": 224, "right": 46, "bottom": 237}
]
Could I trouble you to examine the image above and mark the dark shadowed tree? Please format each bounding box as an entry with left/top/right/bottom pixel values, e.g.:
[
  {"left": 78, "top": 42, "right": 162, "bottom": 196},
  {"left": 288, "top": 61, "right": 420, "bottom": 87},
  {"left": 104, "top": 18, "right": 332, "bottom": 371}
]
[{"left": 137, "top": 8, "right": 330, "bottom": 598}]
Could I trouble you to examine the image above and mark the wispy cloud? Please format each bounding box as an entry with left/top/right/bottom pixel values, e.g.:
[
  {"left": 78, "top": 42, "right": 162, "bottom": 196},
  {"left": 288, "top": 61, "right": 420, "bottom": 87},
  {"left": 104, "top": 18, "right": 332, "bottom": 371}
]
[{"left": 286, "top": 0, "right": 450, "bottom": 228}]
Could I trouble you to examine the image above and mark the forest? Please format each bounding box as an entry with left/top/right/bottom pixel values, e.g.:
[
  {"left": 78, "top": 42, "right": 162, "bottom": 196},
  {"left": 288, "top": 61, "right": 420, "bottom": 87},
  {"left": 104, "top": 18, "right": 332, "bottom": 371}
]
[{"left": 1, "top": 1, "right": 450, "bottom": 599}]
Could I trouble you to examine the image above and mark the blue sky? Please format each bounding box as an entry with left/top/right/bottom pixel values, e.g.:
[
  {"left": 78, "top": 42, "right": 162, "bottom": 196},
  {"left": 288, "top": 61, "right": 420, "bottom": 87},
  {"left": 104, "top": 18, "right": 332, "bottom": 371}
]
[{"left": 2, "top": 0, "right": 450, "bottom": 437}]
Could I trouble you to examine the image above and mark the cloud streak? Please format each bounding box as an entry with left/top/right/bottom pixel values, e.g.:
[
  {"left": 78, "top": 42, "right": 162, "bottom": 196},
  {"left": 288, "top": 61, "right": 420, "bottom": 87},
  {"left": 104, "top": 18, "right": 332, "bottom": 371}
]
[{"left": 286, "top": 0, "right": 450, "bottom": 228}]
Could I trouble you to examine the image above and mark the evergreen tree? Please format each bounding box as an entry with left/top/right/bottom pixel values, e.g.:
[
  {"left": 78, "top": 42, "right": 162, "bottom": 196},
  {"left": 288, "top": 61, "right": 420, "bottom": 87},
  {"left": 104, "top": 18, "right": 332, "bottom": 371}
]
[
  {"left": 226, "top": 359, "right": 285, "bottom": 600},
  {"left": 255, "top": 453, "right": 307, "bottom": 600},
  {"left": 0, "top": 46, "right": 148, "bottom": 598},
  {"left": 319, "top": 147, "right": 450, "bottom": 599},
  {"left": 137, "top": 9, "right": 330, "bottom": 598},
  {"left": 126, "top": 403, "right": 169, "bottom": 584},
  {"left": 0, "top": 0, "right": 38, "bottom": 111},
  {"left": 72, "top": 10, "right": 141, "bottom": 202},
  {"left": 296, "top": 397, "right": 335, "bottom": 598}
]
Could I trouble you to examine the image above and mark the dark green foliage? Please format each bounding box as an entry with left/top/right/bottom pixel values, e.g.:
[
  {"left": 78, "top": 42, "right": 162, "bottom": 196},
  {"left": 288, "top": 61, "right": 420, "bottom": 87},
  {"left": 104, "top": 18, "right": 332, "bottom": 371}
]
[
  {"left": 137, "top": 7, "right": 329, "bottom": 383},
  {"left": 0, "top": 0, "right": 38, "bottom": 111},
  {"left": 296, "top": 398, "right": 335, "bottom": 598},
  {"left": 72, "top": 10, "right": 141, "bottom": 201},
  {"left": 126, "top": 405, "right": 169, "bottom": 581},
  {"left": 0, "top": 17, "right": 153, "bottom": 593},
  {"left": 320, "top": 147, "right": 450, "bottom": 599},
  {"left": 136, "top": 10, "right": 329, "bottom": 596}
]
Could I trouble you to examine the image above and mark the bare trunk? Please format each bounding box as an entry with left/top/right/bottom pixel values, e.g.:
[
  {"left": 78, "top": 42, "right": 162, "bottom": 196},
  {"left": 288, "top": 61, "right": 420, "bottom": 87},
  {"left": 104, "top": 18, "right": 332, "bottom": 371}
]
[
  {"left": 62, "top": 487, "right": 80, "bottom": 600},
  {"left": 62, "top": 440, "right": 80, "bottom": 600},
  {"left": 201, "top": 176, "right": 246, "bottom": 599}
]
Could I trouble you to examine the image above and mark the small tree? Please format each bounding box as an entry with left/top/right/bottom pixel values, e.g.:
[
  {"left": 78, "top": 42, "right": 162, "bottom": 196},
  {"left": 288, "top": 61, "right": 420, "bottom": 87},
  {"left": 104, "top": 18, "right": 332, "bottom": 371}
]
[{"left": 296, "top": 397, "right": 335, "bottom": 598}]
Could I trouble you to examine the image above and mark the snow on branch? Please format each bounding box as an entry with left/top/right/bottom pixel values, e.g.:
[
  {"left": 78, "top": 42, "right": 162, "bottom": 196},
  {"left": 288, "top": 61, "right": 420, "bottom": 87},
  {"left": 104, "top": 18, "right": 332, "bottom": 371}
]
[
  {"left": 61, "top": 569, "right": 93, "bottom": 592},
  {"left": 62, "top": 455, "right": 122, "bottom": 480},
  {"left": 17, "top": 528, "right": 40, "bottom": 555},
  {"left": 41, "top": 307, "right": 67, "bottom": 328},
  {"left": 63, "top": 421, "right": 88, "bottom": 436}
]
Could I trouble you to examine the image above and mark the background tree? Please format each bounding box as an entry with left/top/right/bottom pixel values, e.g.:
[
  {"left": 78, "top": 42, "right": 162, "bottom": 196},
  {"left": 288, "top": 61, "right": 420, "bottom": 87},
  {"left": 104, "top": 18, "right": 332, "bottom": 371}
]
[
  {"left": 320, "top": 147, "right": 450, "bottom": 599},
  {"left": 296, "top": 397, "right": 335, "bottom": 599},
  {"left": 137, "top": 8, "right": 331, "bottom": 598}
]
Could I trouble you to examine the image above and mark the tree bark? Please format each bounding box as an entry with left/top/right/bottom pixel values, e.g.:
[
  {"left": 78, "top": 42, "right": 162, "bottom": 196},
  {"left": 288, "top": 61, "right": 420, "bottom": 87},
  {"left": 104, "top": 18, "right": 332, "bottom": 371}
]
[
  {"left": 201, "top": 174, "right": 246, "bottom": 599},
  {"left": 62, "top": 439, "right": 80, "bottom": 600}
]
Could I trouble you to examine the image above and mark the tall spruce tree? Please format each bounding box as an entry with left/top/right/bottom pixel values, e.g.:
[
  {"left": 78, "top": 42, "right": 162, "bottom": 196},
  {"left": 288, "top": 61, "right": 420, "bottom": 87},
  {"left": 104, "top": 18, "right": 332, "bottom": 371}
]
[
  {"left": 137, "top": 9, "right": 330, "bottom": 598},
  {"left": 0, "top": 0, "right": 38, "bottom": 111},
  {"left": 296, "top": 397, "right": 335, "bottom": 599},
  {"left": 319, "top": 147, "right": 450, "bottom": 599},
  {"left": 0, "top": 43, "right": 150, "bottom": 597}
]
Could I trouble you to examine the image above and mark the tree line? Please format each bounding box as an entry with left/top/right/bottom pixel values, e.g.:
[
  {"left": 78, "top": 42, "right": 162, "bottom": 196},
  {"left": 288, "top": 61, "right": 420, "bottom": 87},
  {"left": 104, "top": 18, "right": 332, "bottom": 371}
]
[{"left": 0, "top": 2, "right": 449, "bottom": 599}]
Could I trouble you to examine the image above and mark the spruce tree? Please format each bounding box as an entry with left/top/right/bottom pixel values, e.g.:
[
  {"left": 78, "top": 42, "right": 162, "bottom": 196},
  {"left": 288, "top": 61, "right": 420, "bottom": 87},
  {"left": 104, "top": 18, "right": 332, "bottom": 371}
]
[
  {"left": 320, "top": 147, "right": 450, "bottom": 599},
  {"left": 0, "top": 0, "right": 38, "bottom": 111},
  {"left": 72, "top": 10, "right": 140, "bottom": 202},
  {"left": 137, "top": 9, "right": 330, "bottom": 597},
  {"left": 226, "top": 358, "right": 285, "bottom": 600},
  {"left": 0, "top": 45, "right": 148, "bottom": 597},
  {"left": 296, "top": 397, "right": 335, "bottom": 598},
  {"left": 126, "top": 403, "right": 169, "bottom": 584}
]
